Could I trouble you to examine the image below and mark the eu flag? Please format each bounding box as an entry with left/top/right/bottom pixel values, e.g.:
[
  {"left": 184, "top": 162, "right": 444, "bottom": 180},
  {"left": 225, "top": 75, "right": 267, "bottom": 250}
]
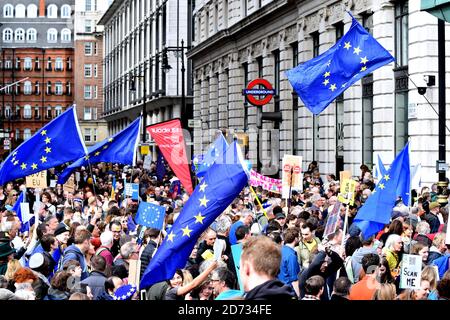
[
  {"left": 13, "top": 190, "right": 30, "bottom": 233},
  {"left": 286, "top": 14, "right": 395, "bottom": 115},
  {"left": 135, "top": 202, "right": 166, "bottom": 230},
  {"left": 57, "top": 117, "right": 141, "bottom": 184},
  {"left": 376, "top": 154, "right": 388, "bottom": 179},
  {"left": 156, "top": 149, "right": 166, "bottom": 181},
  {"left": 0, "top": 107, "right": 87, "bottom": 185},
  {"left": 353, "top": 143, "right": 410, "bottom": 239},
  {"left": 195, "top": 133, "right": 229, "bottom": 178},
  {"left": 140, "top": 141, "right": 250, "bottom": 289}
]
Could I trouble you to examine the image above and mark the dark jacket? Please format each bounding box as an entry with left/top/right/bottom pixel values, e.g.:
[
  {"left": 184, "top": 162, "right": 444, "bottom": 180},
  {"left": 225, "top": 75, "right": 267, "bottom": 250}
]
[
  {"left": 80, "top": 270, "right": 107, "bottom": 300},
  {"left": 44, "top": 288, "right": 70, "bottom": 300},
  {"left": 424, "top": 213, "right": 440, "bottom": 234},
  {"left": 195, "top": 241, "right": 214, "bottom": 265},
  {"left": 61, "top": 245, "right": 89, "bottom": 280},
  {"left": 330, "top": 294, "right": 349, "bottom": 301},
  {"left": 32, "top": 272, "right": 50, "bottom": 300},
  {"left": 245, "top": 279, "right": 297, "bottom": 300},
  {"left": 140, "top": 240, "right": 158, "bottom": 278}
]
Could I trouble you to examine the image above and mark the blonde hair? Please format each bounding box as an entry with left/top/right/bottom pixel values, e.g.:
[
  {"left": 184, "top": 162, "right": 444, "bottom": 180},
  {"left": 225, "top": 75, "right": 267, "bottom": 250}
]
[
  {"left": 373, "top": 283, "right": 396, "bottom": 300},
  {"left": 5, "top": 259, "right": 22, "bottom": 281},
  {"left": 421, "top": 266, "right": 438, "bottom": 290},
  {"left": 182, "top": 269, "right": 194, "bottom": 287}
]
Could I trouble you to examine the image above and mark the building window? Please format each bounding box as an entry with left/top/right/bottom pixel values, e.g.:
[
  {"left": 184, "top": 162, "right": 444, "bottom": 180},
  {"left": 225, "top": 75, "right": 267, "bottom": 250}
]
[
  {"left": 55, "top": 82, "right": 63, "bottom": 95},
  {"left": 15, "top": 82, "right": 20, "bottom": 94},
  {"left": 93, "top": 128, "right": 97, "bottom": 141},
  {"left": 395, "top": 1, "right": 409, "bottom": 67},
  {"left": 84, "top": 128, "right": 91, "bottom": 142},
  {"left": 15, "top": 28, "right": 25, "bottom": 42},
  {"left": 243, "top": 62, "right": 248, "bottom": 131},
  {"left": 46, "top": 57, "right": 52, "bottom": 71},
  {"left": 61, "top": 5, "right": 71, "bottom": 18},
  {"left": 5, "top": 105, "right": 12, "bottom": 118},
  {"left": 85, "top": 0, "right": 93, "bottom": 11},
  {"left": 46, "top": 81, "right": 52, "bottom": 95},
  {"left": 93, "top": 86, "right": 98, "bottom": 99},
  {"left": 47, "top": 28, "right": 58, "bottom": 43},
  {"left": 84, "top": 86, "right": 92, "bottom": 99},
  {"left": 94, "top": 64, "right": 98, "bottom": 77},
  {"left": 15, "top": 129, "right": 20, "bottom": 141},
  {"left": 61, "top": 29, "right": 71, "bottom": 42},
  {"left": 46, "top": 106, "right": 52, "bottom": 119},
  {"left": 24, "top": 57, "right": 32, "bottom": 70},
  {"left": 84, "top": 64, "right": 92, "bottom": 77},
  {"left": 4, "top": 83, "right": 12, "bottom": 94},
  {"left": 66, "top": 82, "right": 71, "bottom": 95},
  {"left": 26, "top": 28, "right": 37, "bottom": 42},
  {"left": 66, "top": 57, "right": 72, "bottom": 70},
  {"left": 85, "top": 20, "right": 92, "bottom": 33},
  {"left": 362, "top": 75, "right": 374, "bottom": 166},
  {"left": 85, "top": 42, "right": 93, "bottom": 55},
  {"left": 15, "top": 4, "right": 25, "bottom": 18},
  {"left": 55, "top": 57, "right": 63, "bottom": 71},
  {"left": 3, "top": 4, "right": 14, "bottom": 17},
  {"left": 24, "top": 105, "right": 32, "bottom": 119},
  {"left": 312, "top": 32, "right": 320, "bottom": 161},
  {"left": 94, "top": 42, "right": 98, "bottom": 55},
  {"left": 55, "top": 106, "right": 62, "bottom": 116},
  {"left": 84, "top": 107, "right": 92, "bottom": 121},
  {"left": 24, "top": 81, "right": 32, "bottom": 95},
  {"left": 3, "top": 28, "right": 13, "bottom": 42},
  {"left": 27, "top": 4, "right": 38, "bottom": 18},
  {"left": 312, "top": 32, "right": 320, "bottom": 57},
  {"left": 34, "top": 106, "right": 40, "bottom": 119},
  {"left": 35, "top": 81, "right": 40, "bottom": 95},
  {"left": 23, "top": 129, "right": 31, "bottom": 140},
  {"left": 273, "top": 49, "right": 280, "bottom": 130},
  {"left": 395, "top": 72, "right": 409, "bottom": 153},
  {"left": 35, "top": 57, "right": 40, "bottom": 70},
  {"left": 47, "top": 4, "right": 58, "bottom": 18},
  {"left": 362, "top": 12, "right": 374, "bottom": 35}
]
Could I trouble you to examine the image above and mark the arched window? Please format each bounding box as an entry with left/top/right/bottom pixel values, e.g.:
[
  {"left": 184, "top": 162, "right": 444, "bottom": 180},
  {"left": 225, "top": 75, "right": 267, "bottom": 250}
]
[
  {"left": 23, "top": 105, "right": 32, "bottom": 119},
  {"left": 61, "top": 28, "right": 71, "bottom": 42},
  {"left": 3, "top": 4, "right": 14, "bottom": 17},
  {"left": 27, "top": 4, "right": 37, "bottom": 18},
  {"left": 24, "top": 81, "right": 32, "bottom": 95},
  {"left": 26, "top": 28, "right": 37, "bottom": 42},
  {"left": 47, "top": 4, "right": 57, "bottom": 18},
  {"left": 55, "top": 105, "right": 62, "bottom": 117},
  {"left": 15, "top": 4, "right": 25, "bottom": 18},
  {"left": 15, "top": 28, "right": 25, "bottom": 42},
  {"left": 47, "top": 28, "right": 57, "bottom": 43},
  {"left": 61, "top": 5, "right": 71, "bottom": 18},
  {"left": 24, "top": 57, "right": 32, "bottom": 70},
  {"left": 24, "top": 128, "right": 31, "bottom": 140},
  {"left": 2, "top": 28, "right": 13, "bottom": 42}
]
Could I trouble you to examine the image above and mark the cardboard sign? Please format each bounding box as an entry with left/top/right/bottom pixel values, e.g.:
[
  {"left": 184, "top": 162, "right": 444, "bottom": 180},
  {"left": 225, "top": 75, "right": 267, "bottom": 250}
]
[
  {"left": 125, "top": 183, "right": 140, "bottom": 200},
  {"left": 143, "top": 155, "right": 152, "bottom": 170},
  {"left": 231, "top": 244, "right": 244, "bottom": 290},
  {"left": 141, "top": 145, "right": 150, "bottom": 155},
  {"left": 323, "top": 201, "right": 342, "bottom": 239},
  {"left": 26, "top": 171, "right": 47, "bottom": 188},
  {"left": 337, "top": 179, "right": 357, "bottom": 205},
  {"left": 281, "top": 155, "right": 302, "bottom": 199},
  {"left": 339, "top": 170, "right": 352, "bottom": 183},
  {"left": 400, "top": 254, "right": 422, "bottom": 289},
  {"left": 20, "top": 202, "right": 32, "bottom": 223},
  {"left": 201, "top": 249, "right": 214, "bottom": 261},
  {"left": 63, "top": 174, "right": 76, "bottom": 193}
]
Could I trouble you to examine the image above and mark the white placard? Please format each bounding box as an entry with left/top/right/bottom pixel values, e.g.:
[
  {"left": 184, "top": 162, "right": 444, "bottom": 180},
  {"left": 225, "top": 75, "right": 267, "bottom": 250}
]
[
  {"left": 400, "top": 254, "right": 422, "bottom": 289},
  {"left": 75, "top": 172, "right": 80, "bottom": 182},
  {"left": 143, "top": 155, "right": 152, "bottom": 170},
  {"left": 50, "top": 180, "right": 57, "bottom": 188},
  {"left": 20, "top": 202, "right": 31, "bottom": 223}
]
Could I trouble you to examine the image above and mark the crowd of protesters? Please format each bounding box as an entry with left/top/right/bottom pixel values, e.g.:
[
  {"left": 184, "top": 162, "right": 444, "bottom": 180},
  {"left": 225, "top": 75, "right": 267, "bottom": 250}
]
[{"left": 0, "top": 158, "right": 449, "bottom": 301}]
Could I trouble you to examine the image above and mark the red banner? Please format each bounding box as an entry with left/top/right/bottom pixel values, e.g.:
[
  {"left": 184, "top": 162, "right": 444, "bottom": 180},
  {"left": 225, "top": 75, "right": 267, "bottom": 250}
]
[{"left": 146, "top": 119, "right": 193, "bottom": 195}]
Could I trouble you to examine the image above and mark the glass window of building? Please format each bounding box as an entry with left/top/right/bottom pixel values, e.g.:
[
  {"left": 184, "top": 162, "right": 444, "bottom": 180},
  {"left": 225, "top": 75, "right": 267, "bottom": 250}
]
[
  {"left": 395, "top": 1, "right": 408, "bottom": 67},
  {"left": 3, "top": 4, "right": 14, "bottom": 18},
  {"left": 47, "top": 28, "right": 58, "bottom": 43},
  {"left": 27, "top": 4, "right": 38, "bottom": 18},
  {"left": 24, "top": 57, "right": 32, "bottom": 70},
  {"left": 84, "top": 86, "right": 92, "bottom": 99},
  {"left": 47, "top": 4, "right": 58, "bottom": 18},
  {"left": 15, "top": 28, "right": 25, "bottom": 42},
  {"left": 55, "top": 57, "right": 63, "bottom": 71},
  {"left": 24, "top": 105, "right": 32, "bottom": 118},
  {"left": 24, "top": 81, "right": 32, "bottom": 95},
  {"left": 61, "top": 29, "right": 71, "bottom": 42},
  {"left": 3, "top": 28, "right": 13, "bottom": 42},
  {"left": 15, "top": 4, "right": 25, "bottom": 18},
  {"left": 85, "top": 64, "right": 92, "bottom": 77},
  {"left": 61, "top": 5, "right": 71, "bottom": 18},
  {"left": 26, "top": 28, "right": 37, "bottom": 42}
]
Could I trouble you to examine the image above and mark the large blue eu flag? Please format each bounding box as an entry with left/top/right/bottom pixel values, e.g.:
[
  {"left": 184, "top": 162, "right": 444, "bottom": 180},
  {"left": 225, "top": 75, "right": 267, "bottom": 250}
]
[
  {"left": 57, "top": 117, "right": 141, "bottom": 184},
  {"left": 135, "top": 202, "right": 166, "bottom": 230},
  {"left": 195, "top": 133, "right": 229, "bottom": 178},
  {"left": 286, "top": 14, "right": 395, "bottom": 115},
  {"left": 0, "top": 107, "right": 87, "bottom": 185},
  {"left": 353, "top": 142, "right": 410, "bottom": 239},
  {"left": 140, "top": 141, "right": 250, "bottom": 289}
]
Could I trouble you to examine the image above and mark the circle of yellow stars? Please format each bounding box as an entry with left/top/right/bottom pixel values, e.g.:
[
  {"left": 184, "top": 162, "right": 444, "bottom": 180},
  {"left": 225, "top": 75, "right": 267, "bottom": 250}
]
[
  {"left": 372, "top": 174, "right": 390, "bottom": 195},
  {"left": 84, "top": 137, "right": 114, "bottom": 161},
  {"left": 11, "top": 129, "right": 52, "bottom": 173}
]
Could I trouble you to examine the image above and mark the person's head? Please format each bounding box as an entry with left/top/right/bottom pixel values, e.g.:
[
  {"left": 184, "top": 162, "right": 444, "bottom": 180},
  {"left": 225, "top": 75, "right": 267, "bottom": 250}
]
[
  {"left": 414, "top": 279, "right": 431, "bottom": 300},
  {"left": 74, "top": 229, "right": 92, "bottom": 253},
  {"left": 40, "top": 234, "right": 57, "bottom": 253},
  {"left": 120, "top": 241, "right": 139, "bottom": 260},
  {"left": 283, "top": 227, "right": 299, "bottom": 246},
  {"left": 100, "top": 231, "right": 114, "bottom": 249},
  {"left": 300, "top": 222, "right": 315, "bottom": 243},
  {"left": 215, "top": 215, "right": 232, "bottom": 236},
  {"left": 144, "top": 228, "right": 162, "bottom": 245},
  {"left": 109, "top": 221, "right": 122, "bottom": 241},
  {"left": 411, "top": 242, "right": 429, "bottom": 263},
  {"left": 373, "top": 283, "right": 396, "bottom": 300},
  {"left": 385, "top": 234, "right": 403, "bottom": 253},
  {"left": 204, "top": 228, "right": 217, "bottom": 247},
  {"left": 388, "top": 219, "right": 404, "bottom": 236},
  {"left": 241, "top": 210, "right": 254, "bottom": 226},
  {"left": 421, "top": 266, "right": 438, "bottom": 291},
  {"left": 332, "top": 277, "right": 351, "bottom": 298},
  {"left": 429, "top": 202, "right": 440, "bottom": 214},
  {"left": 416, "top": 221, "right": 431, "bottom": 235},
  {"left": 361, "top": 253, "right": 380, "bottom": 276},
  {"left": 63, "top": 260, "right": 82, "bottom": 278},
  {"left": 50, "top": 271, "right": 70, "bottom": 292},
  {"left": 285, "top": 214, "right": 298, "bottom": 229},
  {"left": 90, "top": 255, "right": 106, "bottom": 273},
  {"left": 210, "top": 267, "right": 236, "bottom": 297},
  {"left": 437, "top": 277, "right": 450, "bottom": 299},
  {"left": 5, "top": 259, "right": 22, "bottom": 281},
  {"left": 41, "top": 192, "right": 51, "bottom": 203},
  {"left": 304, "top": 275, "right": 325, "bottom": 298},
  {"left": 432, "top": 232, "right": 447, "bottom": 253},
  {"left": 235, "top": 225, "right": 251, "bottom": 243},
  {"left": 169, "top": 269, "right": 184, "bottom": 288},
  {"left": 45, "top": 216, "right": 59, "bottom": 233},
  {"left": 69, "top": 292, "right": 91, "bottom": 300},
  {"left": 105, "top": 276, "right": 123, "bottom": 295},
  {"left": 13, "top": 267, "right": 37, "bottom": 284},
  {"left": 240, "top": 236, "right": 281, "bottom": 292},
  {"left": 54, "top": 223, "right": 70, "bottom": 245}
]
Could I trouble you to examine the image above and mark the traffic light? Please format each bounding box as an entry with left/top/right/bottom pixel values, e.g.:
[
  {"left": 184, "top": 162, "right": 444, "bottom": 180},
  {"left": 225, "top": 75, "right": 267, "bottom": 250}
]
[
  {"left": 162, "top": 51, "right": 171, "bottom": 70},
  {"left": 129, "top": 76, "right": 136, "bottom": 91}
]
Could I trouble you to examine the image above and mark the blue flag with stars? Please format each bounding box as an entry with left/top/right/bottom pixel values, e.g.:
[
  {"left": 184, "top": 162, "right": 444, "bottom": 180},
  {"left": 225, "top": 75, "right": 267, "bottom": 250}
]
[
  {"left": 140, "top": 141, "right": 250, "bottom": 289},
  {"left": 353, "top": 142, "right": 410, "bottom": 239},
  {"left": 286, "top": 14, "right": 395, "bottom": 115},
  {"left": 135, "top": 202, "right": 166, "bottom": 230},
  {"left": 156, "top": 149, "right": 166, "bottom": 181},
  {"left": 195, "top": 133, "right": 229, "bottom": 178},
  {"left": 0, "top": 107, "right": 87, "bottom": 185},
  {"left": 13, "top": 190, "right": 30, "bottom": 233},
  {"left": 57, "top": 117, "right": 141, "bottom": 184}
]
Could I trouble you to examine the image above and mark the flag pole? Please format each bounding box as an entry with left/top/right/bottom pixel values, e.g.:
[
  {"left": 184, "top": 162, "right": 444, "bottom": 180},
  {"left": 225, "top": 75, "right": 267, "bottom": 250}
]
[
  {"left": 249, "top": 185, "right": 269, "bottom": 220},
  {"left": 408, "top": 138, "right": 413, "bottom": 254},
  {"left": 247, "top": 184, "right": 265, "bottom": 234}
]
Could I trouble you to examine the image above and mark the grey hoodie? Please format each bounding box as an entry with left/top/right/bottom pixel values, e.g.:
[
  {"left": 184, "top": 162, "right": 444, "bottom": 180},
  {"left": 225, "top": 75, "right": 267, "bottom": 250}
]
[{"left": 351, "top": 246, "right": 377, "bottom": 281}]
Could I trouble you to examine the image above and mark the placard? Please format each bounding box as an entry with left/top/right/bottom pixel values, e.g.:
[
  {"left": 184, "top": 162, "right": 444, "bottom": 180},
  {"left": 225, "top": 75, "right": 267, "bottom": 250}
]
[
  {"left": 20, "top": 202, "right": 32, "bottom": 223},
  {"left": 143, "top": 155, "right": 152, "bottom": 170},
  {"left": 337, "top": 179, "right": 357, "bottom": 205},
  {"left": 323, "top": 201, "right": 342, "bottom": 239},
  {"left": 63, "top": 174, "right": 76, "bottom": 193},
  {"left": 141, "top": 145, "right": 150, "bottom": 155},
  {"left": 75, "top": 172, "right": 80, "bottom": 182},
  {"left": 281, "top": 155, "right": 302, "bottom": 199},
  {"left": 339, "top": 170, "right": 352, "bottom": 183},
  {"left": 26, "top": 171, "right": 47, "bottom": 188},
  {"left": 50, "top": 180, "right": 57, "bottom": 188},
  {"left": 400, "top": 254, "right": 422, "bottom": 289},
  {"left": 125, "top": 183, "right": 140, "bottom": 200}
]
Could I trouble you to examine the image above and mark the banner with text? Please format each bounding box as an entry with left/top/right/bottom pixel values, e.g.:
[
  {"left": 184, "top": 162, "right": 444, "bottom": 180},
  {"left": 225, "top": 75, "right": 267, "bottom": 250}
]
[
  {"left": 249, "top": 170, "right": 282, "bottom": 194},
  {"left": 281, "top": 155, "right": 303, "bottom": 199},
  {"left": 26, "top": 171, "right": 47, "bottom": 188}
]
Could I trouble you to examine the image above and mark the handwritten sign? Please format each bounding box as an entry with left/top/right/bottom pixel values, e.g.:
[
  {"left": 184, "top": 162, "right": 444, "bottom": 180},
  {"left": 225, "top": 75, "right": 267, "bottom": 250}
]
[
  {"left": 400, "top": 254, "right": 422, "bottom": 289},
  {"left": 339, "top": 170, "right": 352, "bottom": 184},
  {"left": 26, "top": 171, "right": 47, "bottom": 188},
  {"left": 63, "top": 174, "right": 76, "bottom": 193},
  {"left": 337, "top": 179, "right": 357, "bottom": 205}
]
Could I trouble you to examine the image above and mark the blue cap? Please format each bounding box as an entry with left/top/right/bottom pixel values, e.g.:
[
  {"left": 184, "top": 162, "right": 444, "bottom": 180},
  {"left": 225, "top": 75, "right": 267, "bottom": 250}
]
[{"left": 113, "top": 284, "right": 137, "bottom": 300}]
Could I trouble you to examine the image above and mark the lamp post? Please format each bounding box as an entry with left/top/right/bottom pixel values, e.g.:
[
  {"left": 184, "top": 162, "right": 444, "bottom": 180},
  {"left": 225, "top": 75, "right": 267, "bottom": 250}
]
[{"left": 129, "top": 63, "right": 147, "bottom": 143}]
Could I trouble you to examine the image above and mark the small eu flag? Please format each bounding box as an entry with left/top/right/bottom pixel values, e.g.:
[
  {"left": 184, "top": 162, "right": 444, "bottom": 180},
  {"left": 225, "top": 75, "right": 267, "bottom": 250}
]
[
  {"left": 140, "top": 141, "right": 250, "bottom": 289},
  {"left": 286, "top": 13, "right": 395, "bottom": 115},
  {"left": 195, "top": 133, "right": 229, "bottom": 178},
  {"left": 13, "top": 190, "right": 30, "bottom": 233},
  {"left": 0, "top": 107, "right": 87, "bottom": 185},
  {"left": 353, "top": 142, "right": 410, "bottom": 239},
  {"left": 135, "top": 202, "right": 166, "bottom": 230}
]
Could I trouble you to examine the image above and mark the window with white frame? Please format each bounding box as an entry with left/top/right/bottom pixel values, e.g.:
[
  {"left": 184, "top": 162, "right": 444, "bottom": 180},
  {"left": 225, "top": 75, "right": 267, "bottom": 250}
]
[
  {"left": 61, "top": 5, "right": 71, "bottom": 18},
  {"left": 94, "top": 64, "right": 98, "bottom": 77},
  {"left": 85, "top": 0, "right": 93, "bottom": 12},
  {"left": 15, "top": 129, "right": 20, "bottom": 141},
  {"left": 84, "top": 86, "right": 92, "bottom": 99},
  {"left": 85, "top": 19, "right": 92, "bottom": 33},
  {"left": 34, "top": 106, "right": 40, "bottom": 118},
  {"left": 4, "top": 82, "right": 12, "bottom": 94},
  {"left": 93, "top": 86, "right": 98, "bottom": 99},
  {"left": 84, "top": 64, "right": 92, "bottom": 77},
  {"left": 55, "top": 57, "right": 63, "bottom": 71},
  {"left": 93, "top": 128, "right": 97, "bottom": 141},
  {"left": 55, "top": 105, "right": 62, "bottom": 116},
  {"left": 24, "top": 129, "right": 32, "bottom": 140},
  {"left": 46, "top": 106, "right": 52, "bottom": 118},
  {"left": 27, "top": 4, "right": 37, "bottom": 18},
  {"left": 84, "top": 128, "right": 91, "bottom": 142},
  {"left": 47, "top": 4, "right": 57, "bottom": 18},
  {"left": 24, "top": 57, "right": 32, "bottom": 70},
  {"left": 35, "top": 81, "right": 40, "bottom": 94},
  {"left": 24, "top": 81, "right": 32, "bottom": 95},
  {"left": 15, "top": 105, "right": 20, "bottom": 118},
  {"left": 61, "top": 28, "right": 71, "bottom": 42},
  {"left": 84, "top": 42, "right": 93, "bottom": 55},
  {"left": 3, "top": 28, "right": 13, "bottom": 42},
  {"left": 5, "top": 105, "right": 11, "bottom": 118},
  {"left": 24, "top": 105, "right": 32, "bottom": 118},
  {"left": 94, "top": 42, "right": 98, "bottom": 55},
  {"left": 15, "top": 28, "right": 25, "bottom": 42},
  {"left": 3, "top": 4, "right": 14, "bottom": 17},
  {"left": 55, "top": 82, "right": 63, "bottom": 95},
  {"left": 15, "top": 4, "right": 25, "bottom": 18},
  {"left": 26, "top": 28, "right": 37, "bottom": 42},
  {"left": 47, "top": 28, "right": 57, "bottom": 43},
  {"left": 84, "top": 107, "right": 92, "bottom": 120}
]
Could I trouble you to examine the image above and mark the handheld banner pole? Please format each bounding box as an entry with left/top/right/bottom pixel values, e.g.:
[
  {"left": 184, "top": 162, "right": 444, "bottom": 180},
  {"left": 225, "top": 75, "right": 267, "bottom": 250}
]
[{"left": 249, "top": 185, "right": 269, "bottom": 220}]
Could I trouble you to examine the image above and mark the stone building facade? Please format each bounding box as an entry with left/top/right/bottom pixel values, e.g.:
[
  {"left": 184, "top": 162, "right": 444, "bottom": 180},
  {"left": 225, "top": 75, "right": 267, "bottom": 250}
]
[{"left": 188, "top": 0, "right": 450, "bottom": 185}]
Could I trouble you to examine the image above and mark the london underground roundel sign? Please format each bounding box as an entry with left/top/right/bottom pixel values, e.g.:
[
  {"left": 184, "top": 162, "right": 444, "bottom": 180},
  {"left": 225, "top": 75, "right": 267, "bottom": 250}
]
[{"left": 242, "top": 78, "right": 276, "bottom": 106}]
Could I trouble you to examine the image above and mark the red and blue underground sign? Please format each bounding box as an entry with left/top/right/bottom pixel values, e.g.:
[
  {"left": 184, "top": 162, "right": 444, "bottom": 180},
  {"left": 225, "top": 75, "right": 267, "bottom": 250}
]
[{"left": 242, "top": 78, "right": 276, "bottom": 106}]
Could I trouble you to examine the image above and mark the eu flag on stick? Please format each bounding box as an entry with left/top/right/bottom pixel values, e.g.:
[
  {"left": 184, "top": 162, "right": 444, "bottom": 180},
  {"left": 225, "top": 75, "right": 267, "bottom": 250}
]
[
  {"left": 140, "top": 141, "right": 250, "bottom": 289},
  {"left": 135, "top": 202, "right": 166, "bottom": 230},
  {"left": 156, "top": 149, "right": 166, "bottom": 181},
  {"left": 353, "top": 142, "right": 410, "bottom": 239},
  {"left": 195, "top": 133, "right": 229, "bottom": 178},
  {"left": 286, "top": 14, "right": 395, "bottom": 115},
  {"left": 0, "top": 107, "right": 87, "bottom": 185},
  {"left": 13, "top": 191, "right": 30, "bottom": 233},
  {"left": 57, "top": 117, "right": 141, "bottom": 184}
]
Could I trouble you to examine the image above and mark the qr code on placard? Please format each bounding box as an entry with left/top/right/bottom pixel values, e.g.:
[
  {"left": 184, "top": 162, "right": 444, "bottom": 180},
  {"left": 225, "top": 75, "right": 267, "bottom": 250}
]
[{"left": 408, "top": 255, "right": 417, "bottom": 265}]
